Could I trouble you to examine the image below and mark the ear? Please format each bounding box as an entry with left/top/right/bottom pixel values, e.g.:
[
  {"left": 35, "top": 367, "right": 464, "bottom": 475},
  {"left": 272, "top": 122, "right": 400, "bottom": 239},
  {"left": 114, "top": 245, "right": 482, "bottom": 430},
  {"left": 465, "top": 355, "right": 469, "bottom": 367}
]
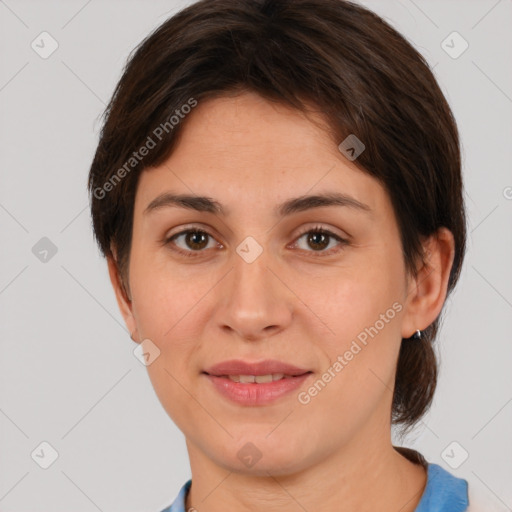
[
  {"left": 107, "top": 248, "right": 139, "bottom": 343},
  {"left": 401, "top": 227, "right": 455, "bottom": 339}
]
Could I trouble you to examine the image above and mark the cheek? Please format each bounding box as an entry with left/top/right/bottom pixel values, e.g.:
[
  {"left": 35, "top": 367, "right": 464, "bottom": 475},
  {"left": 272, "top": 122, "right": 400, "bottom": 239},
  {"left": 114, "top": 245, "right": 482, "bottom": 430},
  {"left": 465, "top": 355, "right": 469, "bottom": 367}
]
[
  {"left": 129, "top": 246, "right": 203, "bottom": 337},
  {"left": 297, "top": 260, "right": 404, "bottom": 402},
  {"left": 301, "top": 261, "right": 402, "bottom": 347},
  {"left": 144, "top": 359, "right": 206, "bottom": 439}
]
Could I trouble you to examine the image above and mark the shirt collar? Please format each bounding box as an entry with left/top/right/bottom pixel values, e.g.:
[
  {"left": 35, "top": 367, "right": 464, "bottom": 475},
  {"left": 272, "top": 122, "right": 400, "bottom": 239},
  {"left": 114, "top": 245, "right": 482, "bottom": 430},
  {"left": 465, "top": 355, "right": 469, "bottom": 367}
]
[{"left": 415, "top": 463, "right": 468, "bottom": 512}]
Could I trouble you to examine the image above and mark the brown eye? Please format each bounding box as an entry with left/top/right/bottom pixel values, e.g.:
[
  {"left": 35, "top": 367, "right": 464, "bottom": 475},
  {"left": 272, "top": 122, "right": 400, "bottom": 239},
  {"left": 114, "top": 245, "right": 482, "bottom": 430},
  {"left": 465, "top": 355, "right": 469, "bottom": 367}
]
[
  {"left": 306, "top": 231, "right": 330, "bottom": 251},
  {"left": 164, "top": 224, "right": 348, "bottom": 259},
  {"left": 166, "top": 229, "right": 218, "bottom": 256},
  {"left": 183, "top": 230, "right": 210, "bottom": 250},
  {"left": 293, "top": 226, "right": 348, "bottom": 256}
]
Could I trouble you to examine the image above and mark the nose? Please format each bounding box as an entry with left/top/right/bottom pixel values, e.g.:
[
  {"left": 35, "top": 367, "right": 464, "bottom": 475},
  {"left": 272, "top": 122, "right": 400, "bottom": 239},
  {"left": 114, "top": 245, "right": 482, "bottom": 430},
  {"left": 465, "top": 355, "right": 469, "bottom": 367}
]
[{"left": 214, "top": 246, "right": 294, "bottom": 342}]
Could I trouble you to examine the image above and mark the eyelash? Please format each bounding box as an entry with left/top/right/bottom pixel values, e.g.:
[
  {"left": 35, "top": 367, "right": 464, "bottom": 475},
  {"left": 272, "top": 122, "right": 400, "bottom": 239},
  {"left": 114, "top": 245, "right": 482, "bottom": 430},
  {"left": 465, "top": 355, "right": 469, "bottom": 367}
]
[{"left": 163, "top": 225, "right": 349, "bottom": 259}]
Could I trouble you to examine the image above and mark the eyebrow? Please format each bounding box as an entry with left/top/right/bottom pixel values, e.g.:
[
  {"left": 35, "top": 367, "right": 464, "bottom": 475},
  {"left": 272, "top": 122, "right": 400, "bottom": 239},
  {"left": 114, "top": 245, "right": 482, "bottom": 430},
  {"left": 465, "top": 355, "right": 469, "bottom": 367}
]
[{"left": 143, "top": 191, "right": 372, "bottom": 217}]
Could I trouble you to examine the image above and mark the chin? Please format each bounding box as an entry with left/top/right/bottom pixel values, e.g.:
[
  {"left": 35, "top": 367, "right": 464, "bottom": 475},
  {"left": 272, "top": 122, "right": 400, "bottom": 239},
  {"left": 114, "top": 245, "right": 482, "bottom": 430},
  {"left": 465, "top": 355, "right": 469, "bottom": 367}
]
[{"left": 211, "top": 435, "right": 312, "bottom": 476}]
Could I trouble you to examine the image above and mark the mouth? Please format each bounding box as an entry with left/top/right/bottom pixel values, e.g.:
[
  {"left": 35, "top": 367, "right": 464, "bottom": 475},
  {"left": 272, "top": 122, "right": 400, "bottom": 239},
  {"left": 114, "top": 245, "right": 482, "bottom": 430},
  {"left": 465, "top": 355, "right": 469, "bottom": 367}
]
[{"left": 202, "top": 359, "right": 313, "bottom": 405}]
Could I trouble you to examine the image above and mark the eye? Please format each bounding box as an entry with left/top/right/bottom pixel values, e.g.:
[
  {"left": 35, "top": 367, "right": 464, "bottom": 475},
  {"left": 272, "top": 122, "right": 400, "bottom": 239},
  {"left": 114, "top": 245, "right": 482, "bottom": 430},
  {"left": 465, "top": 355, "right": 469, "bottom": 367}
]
[
  {"left": 291, "top": 225, "right": 349, "bottom": 256},
  {"left": 164, "top": 228, "right": 220, "bottom": 257},
  {"left": 163, "top": 224, "right": 349, "bottom": 258}
]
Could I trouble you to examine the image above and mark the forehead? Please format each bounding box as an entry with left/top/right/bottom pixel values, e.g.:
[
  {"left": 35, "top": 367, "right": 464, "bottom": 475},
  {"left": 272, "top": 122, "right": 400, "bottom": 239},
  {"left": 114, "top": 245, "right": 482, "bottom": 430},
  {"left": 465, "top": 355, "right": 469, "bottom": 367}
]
[
  {"left": 135, "top": 91, "right": 389, "bottom": 218},
  {"left": 170, "top": 91, "right": 337, "bottom": 167}
]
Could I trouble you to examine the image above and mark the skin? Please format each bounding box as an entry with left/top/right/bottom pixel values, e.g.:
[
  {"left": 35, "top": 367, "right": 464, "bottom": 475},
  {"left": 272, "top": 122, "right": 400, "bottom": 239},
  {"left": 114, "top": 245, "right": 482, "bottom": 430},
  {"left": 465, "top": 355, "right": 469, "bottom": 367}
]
[{"left": 108, "top": 91, "right": 455, "bottom": 512}]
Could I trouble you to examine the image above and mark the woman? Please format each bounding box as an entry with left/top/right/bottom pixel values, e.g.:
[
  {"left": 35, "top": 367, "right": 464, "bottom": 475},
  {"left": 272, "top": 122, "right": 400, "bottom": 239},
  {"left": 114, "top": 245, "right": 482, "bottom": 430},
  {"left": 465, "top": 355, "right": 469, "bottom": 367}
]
[{"left": 87, "top": 0, "right": 488, "bottom": 510}]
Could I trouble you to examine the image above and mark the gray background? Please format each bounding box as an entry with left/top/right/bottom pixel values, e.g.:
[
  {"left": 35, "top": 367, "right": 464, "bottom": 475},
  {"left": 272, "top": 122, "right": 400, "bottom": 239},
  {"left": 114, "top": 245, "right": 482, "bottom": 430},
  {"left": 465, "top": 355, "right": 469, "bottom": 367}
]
[{"left": 0, "top": 0, "right": 511, "bottom": 510}]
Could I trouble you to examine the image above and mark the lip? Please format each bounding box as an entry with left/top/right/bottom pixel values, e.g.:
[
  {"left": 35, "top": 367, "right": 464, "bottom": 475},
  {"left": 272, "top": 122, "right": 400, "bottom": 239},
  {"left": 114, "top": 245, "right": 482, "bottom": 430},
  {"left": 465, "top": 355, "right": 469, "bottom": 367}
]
[
  {"left": 202, "top": 359, "right": 313, "bottom": 406},
  {"left": 203, "top": 359, "right": 310, "bottom": 377},
  {"left": 204, "top": 373, "right": 312, "bottom": 406}
]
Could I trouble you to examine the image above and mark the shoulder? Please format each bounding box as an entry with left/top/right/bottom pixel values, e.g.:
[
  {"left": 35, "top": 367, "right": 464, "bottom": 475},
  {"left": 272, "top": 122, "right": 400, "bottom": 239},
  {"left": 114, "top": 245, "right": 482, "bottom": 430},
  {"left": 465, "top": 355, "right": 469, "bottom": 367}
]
[
  {"left": 418, "top": 463, "right": 468, "bottom": 511},
  {"left": 396, "top": 448, "right": 506, "bottom": 512},
  {"left": 420, "top": 463, "right": 508, "bottom": 512}
]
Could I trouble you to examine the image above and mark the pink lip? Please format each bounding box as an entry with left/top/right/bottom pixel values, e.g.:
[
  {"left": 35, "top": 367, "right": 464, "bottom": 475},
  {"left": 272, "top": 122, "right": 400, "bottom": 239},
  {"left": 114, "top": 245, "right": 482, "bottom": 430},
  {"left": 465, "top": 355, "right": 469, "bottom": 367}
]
[
  {"left": 204, "top": 373, "right": 312, "bottom": 406},
  {"left": 202, "top": 359, "right": 313, "bottom": 406},
  {"left": 203, "top": 359, "right": 310, "bottom": 377}
]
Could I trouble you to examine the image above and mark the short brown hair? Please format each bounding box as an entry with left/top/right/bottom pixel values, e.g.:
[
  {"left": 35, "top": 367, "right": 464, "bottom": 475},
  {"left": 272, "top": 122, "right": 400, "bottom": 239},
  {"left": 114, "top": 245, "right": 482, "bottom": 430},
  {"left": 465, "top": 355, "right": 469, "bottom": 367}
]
[{"left": 87, "top": 0, "right": 467, "bottom": 432}]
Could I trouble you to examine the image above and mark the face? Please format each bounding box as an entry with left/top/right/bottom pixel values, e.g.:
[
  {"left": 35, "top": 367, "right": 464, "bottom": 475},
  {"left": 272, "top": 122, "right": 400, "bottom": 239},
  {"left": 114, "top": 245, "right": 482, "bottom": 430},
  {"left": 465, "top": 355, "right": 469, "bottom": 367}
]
[{"left": 113, "top": 91, "right": 422, "bottom": 475}]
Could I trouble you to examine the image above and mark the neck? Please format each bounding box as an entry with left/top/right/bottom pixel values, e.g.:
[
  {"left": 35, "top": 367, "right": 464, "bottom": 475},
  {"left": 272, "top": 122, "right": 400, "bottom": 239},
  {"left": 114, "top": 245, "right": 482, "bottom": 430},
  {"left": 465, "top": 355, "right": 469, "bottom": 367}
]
[{"left": 184, "top": 423, "right": 427, "bottom": 512}]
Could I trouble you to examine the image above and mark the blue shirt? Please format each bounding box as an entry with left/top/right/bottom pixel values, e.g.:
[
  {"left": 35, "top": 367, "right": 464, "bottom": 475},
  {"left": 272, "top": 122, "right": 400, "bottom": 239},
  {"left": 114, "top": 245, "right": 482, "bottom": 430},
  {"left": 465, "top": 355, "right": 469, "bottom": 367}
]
[{"left": 160, "top": 463, "right": 468, "bottom": 512}]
